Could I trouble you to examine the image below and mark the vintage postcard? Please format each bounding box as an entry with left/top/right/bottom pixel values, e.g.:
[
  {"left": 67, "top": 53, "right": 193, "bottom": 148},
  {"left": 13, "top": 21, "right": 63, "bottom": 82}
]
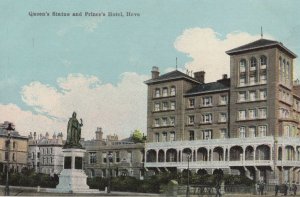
[{"left": 0, "top": 0, "right": 300, "bottom": 196}]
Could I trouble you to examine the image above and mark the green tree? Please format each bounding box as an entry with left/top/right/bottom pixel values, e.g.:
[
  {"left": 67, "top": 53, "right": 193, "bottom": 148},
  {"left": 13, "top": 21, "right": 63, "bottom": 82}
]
[{"left": 131, "top": 129, "right": 146, "bottom": 143}]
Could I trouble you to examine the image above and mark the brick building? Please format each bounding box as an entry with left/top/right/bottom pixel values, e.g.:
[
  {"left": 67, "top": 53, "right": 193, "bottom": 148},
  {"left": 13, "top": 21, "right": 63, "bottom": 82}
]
[
  {"left": 82, "top": 127, "right": 145, "bottom": 179},
  {"left": 0, "top": 121, "right": 28, "bottom": 173},
  {"left": 144, "top": 38, "right": 300, "bottom": 184}
]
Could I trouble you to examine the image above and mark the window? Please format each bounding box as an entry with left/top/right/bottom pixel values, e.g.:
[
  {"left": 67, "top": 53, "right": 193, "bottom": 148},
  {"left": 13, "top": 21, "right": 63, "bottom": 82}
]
[
  {"left": 203, "top": 130, "right": 212, "bottom": 140},
  {"left": 258, "top": 126, "right": 267, "bottom": 137},
  {"left": 260, "top": 56, "right": 267, "bottom": 69},
  {"left": 249, "top": 75, "right": 256, "bottom": 85},
  {"left": 5, "top": 152, "right": 8, "bottom": 160},
  {"left": 248, "top": 127, "right": 256, "bottom": 138},
  {"left": 32, "top": 152, "right": 35, "bottom": 159},
  {"left": 89, "top": 152, "right": 97, "bottom": 164},
  {"left": 240, "top": 59, "right": 246, "bottom": 72},
  {"left": 188, "top": 115, "right": 195, "bottom": 125},
  {"left": 155, "top": 88, "right": 160, "bottom": 97},
  {"left": 238, "top": 92, "right": 246, "bottom": 102},
  {"left": 189, "top": 130, "right": 195, "bottom": 141},
  {"left": 162, "top": 117, "right": 168, "bottom": 126},
  {"left": 162, "top": 102, "right": 168, "bottom": 111},
  {"left": 127, "top": 151, "right": 132, "bottom": 162},
  {"left": 250, "top": 57, "right": 257, "bottom": 70},
  {"left": 154, "top": 103, "right": 160, "bottom": 111},
  {"left": 50, "top": 157, "right": 53, "bottom": 164},
  {"left": 260, "top": 90, "right": 267, "bottom": 100},
  {"left": 284, "top": 125, "right": 290, "bottom": 137},
  {"left": 259, "top": 108, "right": 267, "bottom": 119},
  {"left": 219, "top": 95, "right": 227, "bottom": 105},
  {"left": 188, "top": 98, "right": 195, "bottom": 108},
  {"left": 220, "top": 129, "right": 226, "bottom": 139},
  {"left": 203, "top": 96, "right": 212, "bottom": 106},
  {"left": 170, "top": 117, "right": 175, "bottom": 126},
  {"left": 203, "top": 113, "right": 212, "bottom": 123},
  {"left": 12, "top": 153, "right": 15, "bottom": 161},
  {"left": 102, "top": 152, "right": 107, "bottom": 163},
  {"left": 238, "top": 110, "right": 246, "bottom": 120},
  {"left": 170, "top": 101, "right": 175, "bottom": 110},
  {"left": 37, "top": 152, "right": 40, "bottom": 158},
  {"left": 249, "top": 91, "right": 256, "bottom": 101},
  {"left": 116, "top": 151, "right": 120, "bottom": 162},
  {"left": 155, "top": 133, "right": 160, "bottom": 142},
  {"left": 170, "top": 87, "right": 176, "bottom": 96},
  {"left": 260, "top": 74, "right": 267, "bottom": 83},
  {"left": 162, "top": 88, "right": 168, "bottom": 97},
  {"left": 239, "top": 127, "right": 245, "bottom": 138},
  {"left": 248, "top": 109, "right": 256, "bottom": 119},
  {"left": 162, "top": 132, "right": 167, "bottom": 142},
  {"left": 219, "top": 113, "right": 227, "bottom": 122},
  {"left": 170, "top": 132, "right": 175, "bottom": 142},
  {"left": 239, "top": 77, "right": 246, "bottom": 86},
  {"left": 154, "top": 119, "right": 160, "bottom": 127},
  {"left": 13, "top": 142, "right": 16, "bottom": 149}
]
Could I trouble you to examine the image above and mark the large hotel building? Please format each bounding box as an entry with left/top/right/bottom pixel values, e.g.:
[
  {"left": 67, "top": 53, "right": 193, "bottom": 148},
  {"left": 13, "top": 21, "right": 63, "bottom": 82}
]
[{"left": 144, "top": 38, "right": 300, "bottom": 184}]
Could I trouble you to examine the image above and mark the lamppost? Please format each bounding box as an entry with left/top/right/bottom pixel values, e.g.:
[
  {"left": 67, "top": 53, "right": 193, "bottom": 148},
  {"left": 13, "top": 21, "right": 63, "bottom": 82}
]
[
  {"left": 5, "top": 123, "right": 14, "bottom": 196},
  {"left": 107, "top": 152, "right": 113, "bottom": 193},
  {"left": 186, "top": 153, "right": 191, "bottom": 197}
]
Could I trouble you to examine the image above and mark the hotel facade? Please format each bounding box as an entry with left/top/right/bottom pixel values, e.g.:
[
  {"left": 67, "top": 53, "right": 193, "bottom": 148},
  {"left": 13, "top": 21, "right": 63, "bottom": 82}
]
[{"left": 144, "top": 38, "right": 300, "bottom": 184}]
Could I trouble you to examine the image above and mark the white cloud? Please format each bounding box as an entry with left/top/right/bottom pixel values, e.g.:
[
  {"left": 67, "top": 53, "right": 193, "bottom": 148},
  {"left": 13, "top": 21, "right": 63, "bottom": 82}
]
[
  {"left": 1, "top": 72, "right": 148, "bottom": 140},
  {"left": 174, "top": 28, "right": 274, "bottom": 82}
]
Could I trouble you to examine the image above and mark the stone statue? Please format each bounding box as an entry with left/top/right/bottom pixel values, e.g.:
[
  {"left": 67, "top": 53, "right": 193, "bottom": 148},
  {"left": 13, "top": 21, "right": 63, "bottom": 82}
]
[{"left": 64, "top": 112, "right": 83, "bottom": 149}]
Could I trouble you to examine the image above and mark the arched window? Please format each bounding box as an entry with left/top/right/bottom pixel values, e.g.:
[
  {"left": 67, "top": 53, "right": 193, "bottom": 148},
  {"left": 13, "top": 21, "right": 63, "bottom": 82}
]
[
  {"left": 279, "top": 57, "right": 282, "bottom": 82},
  {"left": 286, "top": 62, "right": 290, "bottom": 81},
  {"left": 239, "top": 59, "right": 246, "bottom": 72},
  {"left": 170, "top": 86, "right": 176, "bottom": 96},
  {"left": 250, "top": 57, "right": 257, "bottom": 70},
  {"left": 260, "top": 56, "right": 267, "bottom": 69}
]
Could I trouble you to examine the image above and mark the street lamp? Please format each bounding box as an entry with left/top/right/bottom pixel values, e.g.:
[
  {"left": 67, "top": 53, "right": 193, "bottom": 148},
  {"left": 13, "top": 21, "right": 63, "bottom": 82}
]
[
  {"left": 107, "top": 152, "right": 113, "bottom": 193},
  {"left": 5, "top": 123, "right": 14, "bottom": 196},
  {"left": 186, "top": 153, "right": 191, "bottom": 197}
]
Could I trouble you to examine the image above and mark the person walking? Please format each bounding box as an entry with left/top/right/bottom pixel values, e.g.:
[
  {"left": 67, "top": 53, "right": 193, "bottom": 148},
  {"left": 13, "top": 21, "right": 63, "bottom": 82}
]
[
  {"left": 284, "top": 182, "right": 288, "bottom": 196},
  {"left": 275, "top": 184, "right": 279, "bottom": 196},
  {"left": 293, "top": 183, "right": 297, "bottom": 196}
]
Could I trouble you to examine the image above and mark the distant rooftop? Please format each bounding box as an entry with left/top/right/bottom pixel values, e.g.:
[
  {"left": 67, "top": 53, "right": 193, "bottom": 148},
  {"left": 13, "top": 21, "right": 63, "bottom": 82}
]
[
  {"left": 145, "top": 70, "right": 200, "bottom": 84},
  {"left": 226, "top": 38, "right": 297, "bottom": 58},
  {"left": 186, "top": 78, "right": 230, "bottom": 95}
]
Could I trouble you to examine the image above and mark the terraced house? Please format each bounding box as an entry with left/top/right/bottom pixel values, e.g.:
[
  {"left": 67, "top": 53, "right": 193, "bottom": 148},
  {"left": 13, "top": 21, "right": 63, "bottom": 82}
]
[{"left": 144, "top": 38, "right": 300, "bottom": 184}]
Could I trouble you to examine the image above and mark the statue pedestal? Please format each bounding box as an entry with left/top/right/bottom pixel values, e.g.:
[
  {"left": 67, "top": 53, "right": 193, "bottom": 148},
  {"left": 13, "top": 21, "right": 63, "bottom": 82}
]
[{"left": 52, "top": 148, "right": 99, "bottom": 193}]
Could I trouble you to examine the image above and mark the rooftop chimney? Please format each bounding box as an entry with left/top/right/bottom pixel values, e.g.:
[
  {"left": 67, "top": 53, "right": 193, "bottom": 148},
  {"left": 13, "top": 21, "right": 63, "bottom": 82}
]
[
  {"left": 151, "top": 66, "right": 160, "bottom": 79},
  {"left": 95, "top": 127, "right": 103, "bottom": 141},
  {"left": 194, "top": 71, "right": 205, "bottom": 83}
]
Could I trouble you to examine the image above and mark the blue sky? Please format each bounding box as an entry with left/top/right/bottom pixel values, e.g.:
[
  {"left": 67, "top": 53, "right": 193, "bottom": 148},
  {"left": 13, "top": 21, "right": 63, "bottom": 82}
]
[{"left": 1, "top": 0, "right": 300, "bottom": 139}]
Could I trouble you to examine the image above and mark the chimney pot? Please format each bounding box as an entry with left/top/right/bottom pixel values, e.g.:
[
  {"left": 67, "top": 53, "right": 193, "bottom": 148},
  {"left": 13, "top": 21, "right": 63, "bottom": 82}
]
[
  {"left": 151, "top": 66, "right": 160, "bottom": 79},
  {"left": 194, "top": 71, "right": 205, "bottom": 83}
]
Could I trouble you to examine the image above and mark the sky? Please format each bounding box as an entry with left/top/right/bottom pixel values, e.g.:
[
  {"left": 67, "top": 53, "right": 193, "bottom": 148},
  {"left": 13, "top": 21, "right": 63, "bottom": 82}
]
[{"left": 1, "top": 0, "right": 300, "bottom": 140}]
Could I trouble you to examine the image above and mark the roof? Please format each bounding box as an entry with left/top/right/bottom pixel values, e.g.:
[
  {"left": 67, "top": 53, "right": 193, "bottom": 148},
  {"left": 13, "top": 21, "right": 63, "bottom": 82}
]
[
  {"left": 144, "top": 70, "right": 200, "bottom": 84},
  {"left": 186, "top": 78, "right": 230, "bottom": 95},
  {"left": 0, "top": 128, "right": 28, "bottom": 139},
  {"left": 226, "top": 38, "right": 297, "bottom": 58}
]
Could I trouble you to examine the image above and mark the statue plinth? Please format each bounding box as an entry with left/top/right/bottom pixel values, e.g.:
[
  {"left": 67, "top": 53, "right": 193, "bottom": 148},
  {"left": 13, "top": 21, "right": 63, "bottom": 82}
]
[{"left": 53, "top": 148, "right": 99, "bottom": 193}]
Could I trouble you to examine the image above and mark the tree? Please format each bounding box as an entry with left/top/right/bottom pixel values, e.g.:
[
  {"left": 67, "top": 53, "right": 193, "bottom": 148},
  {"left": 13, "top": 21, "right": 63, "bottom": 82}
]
[{"left": 131, "top": 129, "right": 146, "bottom": 143}]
